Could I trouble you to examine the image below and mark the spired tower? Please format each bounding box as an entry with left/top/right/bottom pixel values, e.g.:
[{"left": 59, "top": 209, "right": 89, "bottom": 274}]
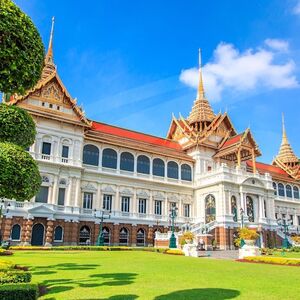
[
  {"left": 273, "top": 114, "right": 300, "bottom": 179},
  {"left": 187, "top": 49, "right": 215, "bottom": 132}
]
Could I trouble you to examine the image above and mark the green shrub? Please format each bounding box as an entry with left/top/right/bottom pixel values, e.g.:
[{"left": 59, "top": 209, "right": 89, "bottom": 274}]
[
  {"left": 291, "top": 247, "right": 300, "bottom": 252},
  {"left": 0, "top": 104, "right": 36, "bottom": 149},
  {"left": 0, "top": 283, "right": 38, "bottom": 300},
  {"left": 0, "top": 260, "right": 14, "bottom": 271},
  {"left": 0, "top": 142, "right": 41, "bottom": 201},
  {"left": 0, "top": 270, "right": 31, "bottom": 284},
  {"left": 0, "top": 0, "right": 44, "bottom": 95}
]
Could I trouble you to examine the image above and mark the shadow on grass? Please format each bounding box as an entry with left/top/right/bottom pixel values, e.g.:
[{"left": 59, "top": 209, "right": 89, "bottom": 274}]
[
  {"left": 32, "top": 263, "right": 100, "bottom": 273},
  {"left": 90, "top": 273, "right": 137, "bottom": 286},
  {"left": 40, "top": 273, "right": 138, "bottom": 297},
  {"left": 80, "top": 296, "right": 138, "bottom": 300},
  {"left": 155, "top": 288, "right": 240, "bottom": 300}
]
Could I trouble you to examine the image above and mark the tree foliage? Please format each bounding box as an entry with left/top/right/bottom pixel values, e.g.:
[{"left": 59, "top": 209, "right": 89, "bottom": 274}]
[
  {"left": 0, "top": 0, "right": 44, "bottom": 95},
  {"left": 0, "top": 104, "right": 36, "bottom": 149},
  {"left": 0, "top": 143, "right": 41, "bottom": 201}
]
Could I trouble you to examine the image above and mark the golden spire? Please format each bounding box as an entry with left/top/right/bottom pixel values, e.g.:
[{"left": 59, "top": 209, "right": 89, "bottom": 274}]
[
  {"left": 46, "top": 16, "right": 55, "bottom": 64},
  {"left": 187, "top": 49, "right": 215, "bottom": 128},
  {"left": 197, "top": 48, "right": 205, "bottom": 99},
  {"left": 276, "top": 113, "right": 298, "bottom": 165},
  {"left": 42, "top": 17, "right": 56, "bottom": 79}
]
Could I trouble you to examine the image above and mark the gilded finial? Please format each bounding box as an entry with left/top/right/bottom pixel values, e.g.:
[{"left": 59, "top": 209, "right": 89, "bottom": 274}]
[
  {"left": 282, "top": 113, "right": 288, "bottom": 144},
  {"left": 197, "top": 48, "right": 205, "bottom": 99},
  {"left": 46, "top": 17, "right": 55, "bottom": 63}
]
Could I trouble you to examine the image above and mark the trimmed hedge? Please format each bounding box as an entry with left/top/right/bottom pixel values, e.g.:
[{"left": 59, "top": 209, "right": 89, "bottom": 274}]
[
  {"left": 0, "top": 270, "right": 31, "bottom": 284},
  {"left": 0, "top": 283, "right": 38, "bottom": 300},
  {"left": 0, "top": 261, "right": 14, "bottom": 271},
  {"left": 244, "top": 256, "right": 300, "bottom": 266},
  {"left": 10, "top": 245, "right": 170, "bottom": 253}
]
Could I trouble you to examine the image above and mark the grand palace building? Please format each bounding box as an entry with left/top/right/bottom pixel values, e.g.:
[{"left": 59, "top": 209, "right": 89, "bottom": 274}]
[{"left": 1, "top": 20, "right": 300, "bottom": 249}]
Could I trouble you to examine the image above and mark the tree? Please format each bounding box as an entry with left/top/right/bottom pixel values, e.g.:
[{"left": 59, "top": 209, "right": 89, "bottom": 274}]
[
  {"left": 0, "top": 0, "right": 44, "bottom": 95},
  {"left": 0, "top": 142, "right": 41, "bottom": 201},
  {"left": 0, "top": 103, "right": 36, "bottom": 149}
]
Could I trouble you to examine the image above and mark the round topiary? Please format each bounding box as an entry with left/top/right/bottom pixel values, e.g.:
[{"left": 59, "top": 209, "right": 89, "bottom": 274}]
[
  {"left": 0, "top": 142, "right": 41, "bottom": 201},
  {"left": 0, "top": 103, "right": 36, "bottom": 149},
  {"left": 0, "top": 0, "right": 44, "bottom": 95}
]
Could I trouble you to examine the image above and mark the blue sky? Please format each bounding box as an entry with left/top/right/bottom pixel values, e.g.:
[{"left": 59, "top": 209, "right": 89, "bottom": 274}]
[{"left": 15, "top": 0, "right": 300, "bottom": 163}]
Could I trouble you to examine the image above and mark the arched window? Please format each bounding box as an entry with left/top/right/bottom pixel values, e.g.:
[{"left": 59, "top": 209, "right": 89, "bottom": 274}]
[
  {"left": 11, "top": 224, "right": 21, "bottom": 241},
  {"left": 31, "top": 223, "right": 45, "bottom": 246},
  {"left": 246, "top": 196, "right": 254, "bottom": 222},
  {"left": 54, "top": 226, "right": 63, "bottom": 242},
  {"left": 83, "top": 145, "right": 99, "bottom": 166},
  {"left": 205, "top": 194, "right": 216, "bottom": 223},
  {"left": 119, "top": 227, "right": 129, "bottom": 246},
  {"left": 79, "top": 226, "right": 91, "bottom": 245},
  {"left": 273, "top": 182, "right": 277, "bottom": 196},
  {"left": 181, "top": 164, "right": 192, "bottom": 181},
  {"left": 278, "top": 183, "right": 285, "bottom": 197},
  {"left": 153, "top": 158, "right": 165, "bottom": 177},
  {"left": 120, "top": 152, "right": 134, "bottom": 172},
  {"left": 136, "top": 228, "right": 145, "bottom": 246},
  {"left": 286, "top": 185, "right": 292, "bottom": 198},
  {"left": 231, "top": 196, "right": 237, "bottom": 222},
  {"left": 42, "top": 176, "right": 50, "bottom": 183},
  {"left": 102, "top": 148, "right": 117, "bottom": 169},
  {"left": 102, "top": 227, "right": 110, "bottom": 245},
  {"left": 293, "top": 186, "right": 299, "bottom": 199},
  {"left": 167, "top": 161, "right": 179, "bottom": 179},
  {"left": 137, "top": 155, "right": 150, "bottom": 174}
]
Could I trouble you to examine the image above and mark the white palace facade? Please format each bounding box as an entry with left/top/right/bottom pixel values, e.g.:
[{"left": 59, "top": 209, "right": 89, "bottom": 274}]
[{"left": 1, "top": 21, "right": 300, "bottom": 249}]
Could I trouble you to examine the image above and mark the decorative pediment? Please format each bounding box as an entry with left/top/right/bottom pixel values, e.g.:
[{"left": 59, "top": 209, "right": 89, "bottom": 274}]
[
  {"left": 28, "top": 204, "right": 55, "bottom": 215},
  {"left": 136, "top": 189, "right": 150, "bottom": 198},
  {"left": 120, "top": 187, "right": 134, "bottom": 195},
  {"left": 167, "top": 193, "right": 179, "bottom": 202},
  {"left": 9, "top": 72, "right": 91, "bottom": 127},
  {"left": 101, "top": 185, "right": 116, "bottom": 194},
  {"left": 82, "top": 182, "right": 97, "bottom": 192},
  {"left": 153, "top": 191, "right": 165, "bottom": 200}
]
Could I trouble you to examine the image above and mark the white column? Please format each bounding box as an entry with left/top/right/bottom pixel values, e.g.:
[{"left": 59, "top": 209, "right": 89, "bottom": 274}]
[
  {"left": 65, "top": 177, "right": 73, "bottom": 206},
  {"left": 132, "top": 190, "right": 137, "bottom": 214},
  {"left": 51, "top": 175, "right": 58, "bottom": 205},
  {"left": 74, "top": 177, "right": 81, "bottom": 207},
  {"left": 96, "top": 183, "right": 101, "bottom": 210},
  {"left": 115, "top": 187, "right": 120, "bottom": 211}
]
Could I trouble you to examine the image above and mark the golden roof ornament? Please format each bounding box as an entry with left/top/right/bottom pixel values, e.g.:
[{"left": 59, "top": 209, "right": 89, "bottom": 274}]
[
  {"left": 276, "top": 113, "right": 298, "bottom": 165},
  {"left": 42, "top": 17, "right": 56, "bottom": 80},
  {"left": 187, "top": 49, "right": 215, "bottom": 127}
]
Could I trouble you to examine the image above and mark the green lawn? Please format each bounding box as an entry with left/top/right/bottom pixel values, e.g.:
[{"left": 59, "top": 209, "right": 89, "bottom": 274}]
[
  {"left": 2, "top": 250, "right": 300, "bottom": 300},
  {"left": 273, "top": 251, "right": 300, "bottom": 258}
]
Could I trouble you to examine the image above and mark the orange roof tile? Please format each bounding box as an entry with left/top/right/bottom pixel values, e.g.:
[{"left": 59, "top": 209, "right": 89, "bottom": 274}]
[
  {"left": 222, "top": 133, "right": 243, "bottom": 148},
  {"left": 91, "top": 121, "right": 183, "bottom": 150},
  {"left": 246, "top": 161, "right": 290, "bottom": 177}
]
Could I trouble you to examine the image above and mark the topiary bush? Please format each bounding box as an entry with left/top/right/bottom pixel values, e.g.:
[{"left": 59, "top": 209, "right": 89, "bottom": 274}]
[
  {"left": 0, "top": 104, "right": 36, "bottom": 149},
  {"left": 0, "top": 283, "right": 38, "bottom": 300},
  {"left": 0, "top": 270, "right": 31, "bottom": 284},
  {"left": 0, "top": 0, "right": 44, "bottom": 95},
  {"left": 0, "top": 142, "right": 41, "bottom": 201}
]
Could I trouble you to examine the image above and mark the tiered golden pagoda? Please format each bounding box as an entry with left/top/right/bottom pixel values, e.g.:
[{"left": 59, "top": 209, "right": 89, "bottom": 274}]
[
  {"left": 187, "top": 49, "right": 215, "bottom": 131},
  {"left": 273, "top": 114, "right": 300, "bottom": 179}
]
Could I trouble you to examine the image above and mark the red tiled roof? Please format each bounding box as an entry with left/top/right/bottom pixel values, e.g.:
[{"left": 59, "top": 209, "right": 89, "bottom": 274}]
[
  {"left": 91, "top": 121, "right": 182, "bottom": 150},
  {"left": 222, "top": 133, "right": 243, "bottom": 148},
  {"left": 246, "top": 161, "right": 289, "bottom": 177}
]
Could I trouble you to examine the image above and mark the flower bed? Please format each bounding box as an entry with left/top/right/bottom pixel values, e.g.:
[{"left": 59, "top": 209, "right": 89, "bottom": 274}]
[
  {"left": 0, "top": 249, "right": 13, "bottom": 256},
  {"left": 165, "top": 249, "right": 184, "bottom": 256},
  {"left": 240, "top": 256, "right": 300, "bottom": 266}
]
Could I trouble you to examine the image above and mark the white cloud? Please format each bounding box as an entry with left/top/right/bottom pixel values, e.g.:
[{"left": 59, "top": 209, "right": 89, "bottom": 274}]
[
  {"left": 293, "top": 0, "right": 300, "bottom": 15},
  {"left": 179, "top": 41, "right": 298, "bottom": 102},
  {"left": 264, "top": 39, "right": 289, "bottom": 52}
]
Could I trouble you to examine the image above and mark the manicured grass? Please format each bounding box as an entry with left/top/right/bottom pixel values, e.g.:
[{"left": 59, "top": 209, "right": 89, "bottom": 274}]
[
  {"left": 1, "top": 250, "right": 299, "bottom": 300},
  {"left": 273, "top": 251, "right": 300, "bottom": 258}
]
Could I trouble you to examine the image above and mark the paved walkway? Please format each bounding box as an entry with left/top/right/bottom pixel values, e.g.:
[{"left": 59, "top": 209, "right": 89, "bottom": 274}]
[{"left": 198, "top": 250, "right": 239, "bottom": 260}]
